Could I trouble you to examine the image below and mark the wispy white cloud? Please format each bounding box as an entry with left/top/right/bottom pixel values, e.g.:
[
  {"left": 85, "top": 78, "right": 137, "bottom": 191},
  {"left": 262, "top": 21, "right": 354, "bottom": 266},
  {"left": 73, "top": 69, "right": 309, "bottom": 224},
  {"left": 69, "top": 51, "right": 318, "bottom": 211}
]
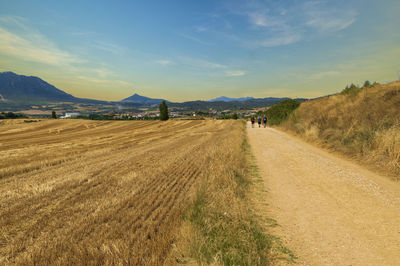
[
  {"left": 306, "top": 16, "right": 356, "bottom": 32},
  {"left": 76, "top": 75, "right": 133, "bottom": 87},
  {"left": 248, "top": 12, "right": 280, "bottom": 28},
  {"left": 0, "top": 15, "right": 134, "bottom": 90},
  {"left": 225, "top": 70, "right": 246, "bottom": 77},
  {"left": 87, "top": 68, "right": 115, "bottom": 78},
  {"left": 0, "top": 15, "right": 30, "bottom": 30},
  {"left": 116, "top": 80, "right": 133, "bottom": 86},
  {"left": 194, "top": 26, "right": 207, "bottom": 32},
  {"left": 155, "top": 60, "right": 173, "bottom": 66},
  {"left": 307, "top": 71, "right": 340, "bottom": 80},
  {"left": 179, "top": 57, "right": 227, "bottom": 70},
  {"left": 70, "top": 30, "right": 96, "bottom": 37},
  {"left": 77, "top": 75, "right": 106, "bottom": 83},
  {"left": 304, "top": 1, "right": 357, "bottom": 32},
  {"left": 216, "top": 0, "right": 358, "bottom": 48},
  {"left": 225, "top": 3, "right": 302, "bottom": 48},
  {"left": 0, "top": 15, "right": 81, "bottom": 66},
  {"left": 0, "top": 28, "right": 80, "bottom": 66},
  {"left": 93, "top": 41, "right": 125, "bottom": 55},
  {"left": 178, "top": 32, "right": 213, "bottom": 46},
  {"left": 255, "top": 33, "right": 301, "bottom": 47}
]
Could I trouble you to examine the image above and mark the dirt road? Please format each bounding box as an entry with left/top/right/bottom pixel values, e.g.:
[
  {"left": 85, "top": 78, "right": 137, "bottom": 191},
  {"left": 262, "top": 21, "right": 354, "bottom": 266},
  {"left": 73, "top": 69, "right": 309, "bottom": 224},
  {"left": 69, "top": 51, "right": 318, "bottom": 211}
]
[{"left": 247, "top": 123, "right": 400, "bottom": 265}]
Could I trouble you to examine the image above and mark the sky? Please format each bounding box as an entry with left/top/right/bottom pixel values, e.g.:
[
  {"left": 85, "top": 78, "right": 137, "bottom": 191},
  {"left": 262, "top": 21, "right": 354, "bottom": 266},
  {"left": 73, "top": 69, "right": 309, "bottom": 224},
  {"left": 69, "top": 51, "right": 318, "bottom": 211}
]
[{"left": 0, "top": 0, "right": 399, "bottom": 102}]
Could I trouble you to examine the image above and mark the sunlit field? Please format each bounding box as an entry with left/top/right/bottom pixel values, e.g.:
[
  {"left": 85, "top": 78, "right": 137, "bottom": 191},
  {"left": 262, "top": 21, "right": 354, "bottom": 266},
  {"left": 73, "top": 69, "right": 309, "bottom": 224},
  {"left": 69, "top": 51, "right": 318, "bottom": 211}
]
[{"left": 0, "top": 119, "right": 243, "bottom": 264}]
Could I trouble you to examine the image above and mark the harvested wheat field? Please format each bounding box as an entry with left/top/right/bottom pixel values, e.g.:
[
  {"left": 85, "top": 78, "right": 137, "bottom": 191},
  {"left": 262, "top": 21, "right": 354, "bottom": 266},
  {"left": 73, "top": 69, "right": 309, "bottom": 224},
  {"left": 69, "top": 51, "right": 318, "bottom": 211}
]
[{"left": 0, "top": 119, "right": 243, "bottom": 265}]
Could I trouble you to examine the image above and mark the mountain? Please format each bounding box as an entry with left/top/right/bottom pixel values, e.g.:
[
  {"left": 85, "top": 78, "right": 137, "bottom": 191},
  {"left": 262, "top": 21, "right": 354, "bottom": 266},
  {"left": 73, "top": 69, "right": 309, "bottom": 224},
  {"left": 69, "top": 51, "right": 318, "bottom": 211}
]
[
  {"left": 121, "top": 93, "right": 166, "bottom": 105},
  {"left": 0, "top": 72, "right": 76, "bottom": 103},
  {"left": 208, "top": 96, "right": 254, "bottom": 102},
  {"left": 0, "top": 71, "right": 307, "bottom": 112}
]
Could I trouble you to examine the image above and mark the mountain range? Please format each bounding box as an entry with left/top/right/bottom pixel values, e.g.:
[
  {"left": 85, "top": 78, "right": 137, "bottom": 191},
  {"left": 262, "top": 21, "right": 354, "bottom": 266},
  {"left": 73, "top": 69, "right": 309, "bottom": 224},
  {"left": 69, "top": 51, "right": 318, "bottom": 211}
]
[
  {"left": 208, "top": 96, "right": 254, "bottom": 102},
  {"left": 0, "top": 72, "right": 302, "bottom": 109}
]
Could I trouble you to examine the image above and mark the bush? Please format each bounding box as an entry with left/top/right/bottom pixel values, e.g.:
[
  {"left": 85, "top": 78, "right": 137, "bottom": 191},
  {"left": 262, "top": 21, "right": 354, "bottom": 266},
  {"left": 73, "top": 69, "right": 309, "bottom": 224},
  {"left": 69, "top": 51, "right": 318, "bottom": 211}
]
[
  {"left": 218, "top": 113, "right": 239, "bottom": 120},
  {"left": 265, "top": 99, "right": 301, "bottom": 125},
  {"left": 341, "top": 83, "right": 361, "bottom": 96}
]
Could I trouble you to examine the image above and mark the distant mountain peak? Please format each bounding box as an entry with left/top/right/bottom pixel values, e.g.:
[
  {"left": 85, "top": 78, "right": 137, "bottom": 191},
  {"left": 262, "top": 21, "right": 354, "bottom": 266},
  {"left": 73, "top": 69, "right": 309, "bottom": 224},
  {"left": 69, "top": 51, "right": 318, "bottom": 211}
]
[
  {"left": 208, "top": 96, "right": 255, "bottom": 102},
  {"left": 121, "top": 93, "right": 166, "bottom": 104}
]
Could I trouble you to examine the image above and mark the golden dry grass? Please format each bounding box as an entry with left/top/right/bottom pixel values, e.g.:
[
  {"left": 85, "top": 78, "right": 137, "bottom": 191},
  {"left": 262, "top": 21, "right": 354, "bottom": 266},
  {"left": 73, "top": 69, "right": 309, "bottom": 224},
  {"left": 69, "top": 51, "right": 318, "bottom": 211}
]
[
  {"left": 0, "top": 119, "right": 243, "bottom": 265},
  {"left": 283, "top": 81, "right": 400, "bottom": 177}
]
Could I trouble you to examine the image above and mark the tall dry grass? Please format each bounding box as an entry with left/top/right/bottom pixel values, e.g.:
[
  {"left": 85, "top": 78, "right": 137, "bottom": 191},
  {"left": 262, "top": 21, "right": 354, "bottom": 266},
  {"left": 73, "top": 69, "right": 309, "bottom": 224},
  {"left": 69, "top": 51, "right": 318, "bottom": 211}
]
[
  {"left": 283, "top": 81, "right": 400, "bottom": 177},
  {"left": 0, "top": 119, "right": 246, "bottom": 264}
]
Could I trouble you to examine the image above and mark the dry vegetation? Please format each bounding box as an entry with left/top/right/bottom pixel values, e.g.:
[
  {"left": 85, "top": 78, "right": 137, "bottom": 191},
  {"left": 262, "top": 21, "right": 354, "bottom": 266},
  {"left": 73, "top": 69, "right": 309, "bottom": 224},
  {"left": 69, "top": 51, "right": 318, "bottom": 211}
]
[
  {"left": 0, "top": 119, "right": 282, "bottom": 265},
  {"left": 283, "top": 81, "right": 400, "bottom": 177},
  {"left": 0, "top": 119, "right": 236, "bottom": 264}
]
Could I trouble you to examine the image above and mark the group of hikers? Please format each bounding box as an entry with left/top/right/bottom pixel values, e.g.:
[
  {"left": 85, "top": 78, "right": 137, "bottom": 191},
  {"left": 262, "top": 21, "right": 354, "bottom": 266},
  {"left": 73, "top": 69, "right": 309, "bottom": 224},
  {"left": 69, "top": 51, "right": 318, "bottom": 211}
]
[{"left": 250, "top": 115, "right": 268, "bottom": 128}]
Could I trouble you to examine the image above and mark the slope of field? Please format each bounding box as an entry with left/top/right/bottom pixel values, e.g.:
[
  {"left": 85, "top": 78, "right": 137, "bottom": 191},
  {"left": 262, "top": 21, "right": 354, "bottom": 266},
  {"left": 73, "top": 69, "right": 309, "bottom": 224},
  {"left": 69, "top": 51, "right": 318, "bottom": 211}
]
[
  {"left": 283, "top": 81, "right": 400, "bottom": 177},
  {"left": 0, "top": 119, "right": 241, "bottom": 264}
]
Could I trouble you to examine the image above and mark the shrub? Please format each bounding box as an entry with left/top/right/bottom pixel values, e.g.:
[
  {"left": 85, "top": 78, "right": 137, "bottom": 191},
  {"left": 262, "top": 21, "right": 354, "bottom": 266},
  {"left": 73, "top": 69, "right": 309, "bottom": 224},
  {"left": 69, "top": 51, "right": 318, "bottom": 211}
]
[
  {"left": 341, "top": 83, "right": 361, "bottom": 96},
  {"left": 265, "top": 99, "right": 301, "bottom": 125}
]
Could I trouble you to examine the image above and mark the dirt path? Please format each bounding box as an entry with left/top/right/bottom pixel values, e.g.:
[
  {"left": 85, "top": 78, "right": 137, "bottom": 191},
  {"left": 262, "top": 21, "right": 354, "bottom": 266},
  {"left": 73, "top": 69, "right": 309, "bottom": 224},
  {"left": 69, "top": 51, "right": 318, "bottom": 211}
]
[{"left": 247, "top": 123, "right": 400, "bottom": 265}]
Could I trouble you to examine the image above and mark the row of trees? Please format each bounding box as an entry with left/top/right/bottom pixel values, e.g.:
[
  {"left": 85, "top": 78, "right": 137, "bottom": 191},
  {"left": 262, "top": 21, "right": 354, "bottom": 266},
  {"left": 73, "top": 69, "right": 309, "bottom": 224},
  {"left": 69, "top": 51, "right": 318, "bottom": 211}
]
[
  {"left": 341, "top": 80, "right": 379, "bottom": 95},
  {"left": 0, "top": 112, "right": 27, "bottom": 119}
]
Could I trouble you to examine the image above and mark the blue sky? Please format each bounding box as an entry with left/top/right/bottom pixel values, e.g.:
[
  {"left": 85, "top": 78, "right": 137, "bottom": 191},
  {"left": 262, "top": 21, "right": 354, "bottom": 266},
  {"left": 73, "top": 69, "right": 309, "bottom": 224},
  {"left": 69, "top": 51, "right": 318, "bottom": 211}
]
[{"left": 0, "top": 0, "right": 399, "bottom": 101}]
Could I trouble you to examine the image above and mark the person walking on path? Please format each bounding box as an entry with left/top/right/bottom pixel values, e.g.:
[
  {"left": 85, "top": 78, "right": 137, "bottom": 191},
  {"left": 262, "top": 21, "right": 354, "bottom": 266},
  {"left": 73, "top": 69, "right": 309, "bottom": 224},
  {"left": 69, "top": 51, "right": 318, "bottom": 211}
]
[
  {"left": 258, "top": 116, "right": 262, "bottom": 128},
  {"left": 263, "top": 115, "right": 268, "bottom": 128},
  {"left": 251, "top": 116, "right": 255, "bottom": 128}
]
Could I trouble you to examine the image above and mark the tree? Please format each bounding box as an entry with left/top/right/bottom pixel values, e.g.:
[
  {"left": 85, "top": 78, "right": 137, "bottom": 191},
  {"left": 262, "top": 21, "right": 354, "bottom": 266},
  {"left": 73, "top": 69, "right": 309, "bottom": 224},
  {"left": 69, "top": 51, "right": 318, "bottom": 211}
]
[
  {"left": 349, "top": 83, "right": 358, "bottom": 90},
  {"left": 159, "top": 100, "right": 169, "bottom": 121},
  {"left": 363, "top": 80, "right": 371, "bottom": 88},
  {"left": 341, "top": 83, "right": 360, "bottom": 95},
  {"left": 52, "top": 111, "right": 57, "bottom": 119}
]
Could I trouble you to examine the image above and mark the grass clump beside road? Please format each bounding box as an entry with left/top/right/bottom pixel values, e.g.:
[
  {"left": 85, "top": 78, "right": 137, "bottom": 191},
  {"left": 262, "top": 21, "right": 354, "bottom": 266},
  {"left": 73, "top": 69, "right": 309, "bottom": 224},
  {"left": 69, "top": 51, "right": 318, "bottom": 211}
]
[{"left": 171, "top": 121, "right": 294, "bottom": 265}]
